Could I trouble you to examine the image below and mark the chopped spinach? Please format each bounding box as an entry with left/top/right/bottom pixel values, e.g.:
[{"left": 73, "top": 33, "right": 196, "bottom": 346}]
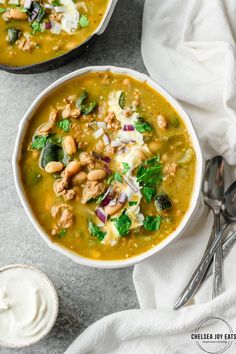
[
  {"left": 76, "top": 90, "right": 97, "bottom": 115},
  {"left": 57, "top": 119, "right": 70, "bottom": 132},
  {"left": 27, "top": 171, "right": 42, "bottom": 186},
  {"left": 142, "top": 186, "right": 156, "bottom": 203},
  {"left": 79, "top": 14, "right": 89, "bottom": 27},
  {"left": 31, "top": 135, "right": 48, "bottom": 150},
  {"left": 119, "top": 91, "right": 126, "bottom": 109},
  {"left": 88, "top": 219, "right": 106, "bottom": 241},
  {"left": 122, "top": 162, "right": 130, "bottom": 174},
  {"left": 40, "top": 142, "right": 65, "bottom": 168},
  {"left": 143, "top": 215, "right": 161, "bottom": 231},
  {"left": 82, "top": 102, "right": 98, "bottom": 115},
  {"left": 7, "top": 28, "right": 21, "bottom": 44},
  {"left": 112, "top": 210, "right": 131, "bottom": 236},
  {"left": 155, "top": 194, "right": 172, "bottom": 211},
  {"left": 170, "top": 117, "right": 180, "bottom": 128},
  {"left": 135, "top": 117, "right": 152, "bottom": 133}
]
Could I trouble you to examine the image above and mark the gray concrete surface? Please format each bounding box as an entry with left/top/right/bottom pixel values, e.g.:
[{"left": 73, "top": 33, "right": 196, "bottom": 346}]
[{"left": 0, "top": 0, "right": 146, "bottom": 352}]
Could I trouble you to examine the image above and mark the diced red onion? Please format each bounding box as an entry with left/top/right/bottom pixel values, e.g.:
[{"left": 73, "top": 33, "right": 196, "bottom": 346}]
[
  {"left": 93, "top": 128, "right": 104, "bottom": 139},
  {"left": 51, "top": 22, "right": 62, "bottom": 34},
  {"left": 119, "top": 138, "right": 130, "bottom": 144},
  {"left": 44, "top": 21, "right": 52, "bottom": 30},
  {"left": 54, "top": 6, "right": 65, "bottom": 12},
  {"left": 103, "top": 134, "right": 110, "bottom": 146},
  {"left": 123, "top": 124, "right": 135, "bottom": 131},
  {"left": 124, "top": 176, "right": 139, "bottom": 193},
  {"left": 101, "top": 156, "right": 111, "bottom": 164},
  {"left": 100, "top": 187, "right": 114, "bottom": 207},
  {"left": 29, "top": 7, "right": 39, "bottom": 22},
  {"left": 95, "top": 208, "right": 107, "bottom": 224},
  {"left": 24, "top": 0, "right": 32, "bottom": 9},
  {"left": 117, "top": 146, "right": 128, "bottom": 155},
  {"left": 118, "top": 192, "right": 128, "bottom": 204},
  {"left": 97, "top": 122, "right": 107, "bottom": 129},
  {"left": 108, "top": 198, "right": 117, "bottom": 206},
  {"left": 44, "top": 4, "right": 54, "bottom": 9},
  {"left": 111, "top": 140, "right": 122, "bottom": 147},
  {"left": 100, "top": 195, "right": 111, "bottom": 207}
]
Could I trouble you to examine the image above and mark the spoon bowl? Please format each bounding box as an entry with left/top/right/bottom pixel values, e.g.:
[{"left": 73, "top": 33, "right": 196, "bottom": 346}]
[{"left": 222, "top": 180, "right": 236, "bottom": 222}]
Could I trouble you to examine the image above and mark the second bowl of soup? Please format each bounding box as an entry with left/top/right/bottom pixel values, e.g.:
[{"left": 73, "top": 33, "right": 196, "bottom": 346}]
[{"left": 13, "top": 66, "right": 203, "bottom": 268}]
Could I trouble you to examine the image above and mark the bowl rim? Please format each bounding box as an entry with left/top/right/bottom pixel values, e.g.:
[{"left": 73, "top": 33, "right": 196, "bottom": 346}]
[
  {"left": 0, "top": 263, "right": 59, "bottom": 348},
  {"left": 12, "top": 65, "right": 204, "bottom": 268},
  {"left": 0, "top": 0, "right": 118, "bottom": 73}
]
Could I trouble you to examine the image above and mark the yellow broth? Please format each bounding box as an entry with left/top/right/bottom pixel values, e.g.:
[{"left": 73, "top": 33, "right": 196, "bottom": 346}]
[
  {"left": 0, "top": 0, "right": 109, "bottom": 66},
  {"left": 20, "top": 72, "right": 196, "bottom": 261}
]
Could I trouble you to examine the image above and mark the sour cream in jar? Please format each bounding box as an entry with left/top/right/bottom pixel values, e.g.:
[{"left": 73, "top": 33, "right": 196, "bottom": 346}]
[{"left": 0, "top": 264, "right": 58, "bottom": 348}]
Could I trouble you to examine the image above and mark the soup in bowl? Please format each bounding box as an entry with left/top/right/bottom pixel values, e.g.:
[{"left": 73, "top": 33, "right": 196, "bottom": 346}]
[
  {"left": 0, "top": 0, "right": 116, "bottom": 72},
  {"left": 13, "top": 66, "right": 203, "bottom": 268}
]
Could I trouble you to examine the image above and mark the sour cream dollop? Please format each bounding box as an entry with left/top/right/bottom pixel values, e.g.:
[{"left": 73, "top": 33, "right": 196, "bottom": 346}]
[{"left": 0, "top": 265, "right": 58, "bottom": 347}]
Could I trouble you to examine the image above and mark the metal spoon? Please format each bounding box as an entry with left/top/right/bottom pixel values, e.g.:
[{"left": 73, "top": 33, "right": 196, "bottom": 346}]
[
  {"left": 174, "top": 180, "right": 236, "bottom": 310},
  {"left": 202, "top": 156, "right": 228, "bottom": 298}
]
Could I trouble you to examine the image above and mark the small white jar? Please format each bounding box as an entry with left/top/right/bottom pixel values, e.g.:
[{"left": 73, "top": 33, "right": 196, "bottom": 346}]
[{"left": 0, "top": 264, "right": 59, "bottom": 348}]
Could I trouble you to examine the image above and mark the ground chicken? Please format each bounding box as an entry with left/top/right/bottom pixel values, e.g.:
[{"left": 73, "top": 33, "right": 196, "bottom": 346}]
[
  {"left": 163, "top": 162, "right": 178, "bottom": 178},
  {"left": 81, "top": 180, "right": 106, "bottom": 204},
  {"left": 17, "top": 37, "right": 36, "bottom": 52},
  {"left": 51, "top": 204, "right": 74, "bottom": 229},
  {"left": 157, "top": 114, "right": 168, "bottom": 130},
  {"left": 104, "top": 112, "right": 121, "bottom": 130},
  {"left": 79, "top": 152, "right": 96, "bottom": 168}
]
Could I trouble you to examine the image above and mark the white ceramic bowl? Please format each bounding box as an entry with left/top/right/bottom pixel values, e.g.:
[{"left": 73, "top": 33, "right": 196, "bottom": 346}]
[
  {"left": 0, "top": 264, "right": 58, "bottom": 348},
  {"left": 12, "top": 66, "right": 204, "bottom": 268}
]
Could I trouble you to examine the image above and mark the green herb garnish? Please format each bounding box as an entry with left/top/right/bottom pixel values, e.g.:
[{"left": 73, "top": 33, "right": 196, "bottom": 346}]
[
  {"left": 122, "top": 162, "right": 130, "bottom": 174},
  {"left": 58, "top": 229, "right": 67, "bottom": 238},
  {"left": 57, "top": 119, "right": 70, "bottom": 132},
  {"left": 119, "top": 91, "right": 126, "bottom": 109},
  {"left": 31, "top": 135, "right": 48, "bottom": 150},
  {"left": 107, "top": 171, "right": 123, "bottom": 184},
  {"left": 143, "top": 215, "right": 161, "bottom": 231},
  {"left": 79, "top": 14, "right": 89, "bottom": 27},
  {"left": 142, "top": 186, "right": 156, "bottom": 203},
  {"left": 0, "top": 7, "right": 6, "bottom": 13},
  {"left": 129, "top": 201, "right": 138, "bottom": 206},
  {"left": 52, "top": 0, "right": 61, "bottom": 5},
  {"left": 135, "top": 117, "right": 152, "bottom": 133},
  {"left": 88, "top": 219, "right": 106, "bottom": 241},
  {"left": 137, "top": 156, "right": 162, "bottom": 187},
  {"left": 112, "top": 210, "right": 131, "bottom": 236},
  {"left": 31, "top": 21, "right": 43, "bottom": 35}
]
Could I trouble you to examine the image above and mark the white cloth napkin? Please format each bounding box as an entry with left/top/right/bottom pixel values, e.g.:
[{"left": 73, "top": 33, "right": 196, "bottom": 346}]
[{"left": 66, "top": 1, "right": 236, "bottom": 352}]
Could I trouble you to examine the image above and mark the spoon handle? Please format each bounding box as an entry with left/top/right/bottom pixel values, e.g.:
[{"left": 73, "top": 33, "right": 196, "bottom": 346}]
[
  {"left": 174, "top": 222, "right": 228, "bottom": 310},
  {"left": 212, "top": 211, "right": 224, "bottom": 298},
  {"left": 201, "top": 230, "right": 236, "bottom": 285}
]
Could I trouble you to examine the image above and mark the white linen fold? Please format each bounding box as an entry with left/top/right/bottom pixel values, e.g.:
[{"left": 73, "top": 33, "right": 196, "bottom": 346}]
[{"left": 66, "top": 1, "right": 236, "bottom": 352}]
